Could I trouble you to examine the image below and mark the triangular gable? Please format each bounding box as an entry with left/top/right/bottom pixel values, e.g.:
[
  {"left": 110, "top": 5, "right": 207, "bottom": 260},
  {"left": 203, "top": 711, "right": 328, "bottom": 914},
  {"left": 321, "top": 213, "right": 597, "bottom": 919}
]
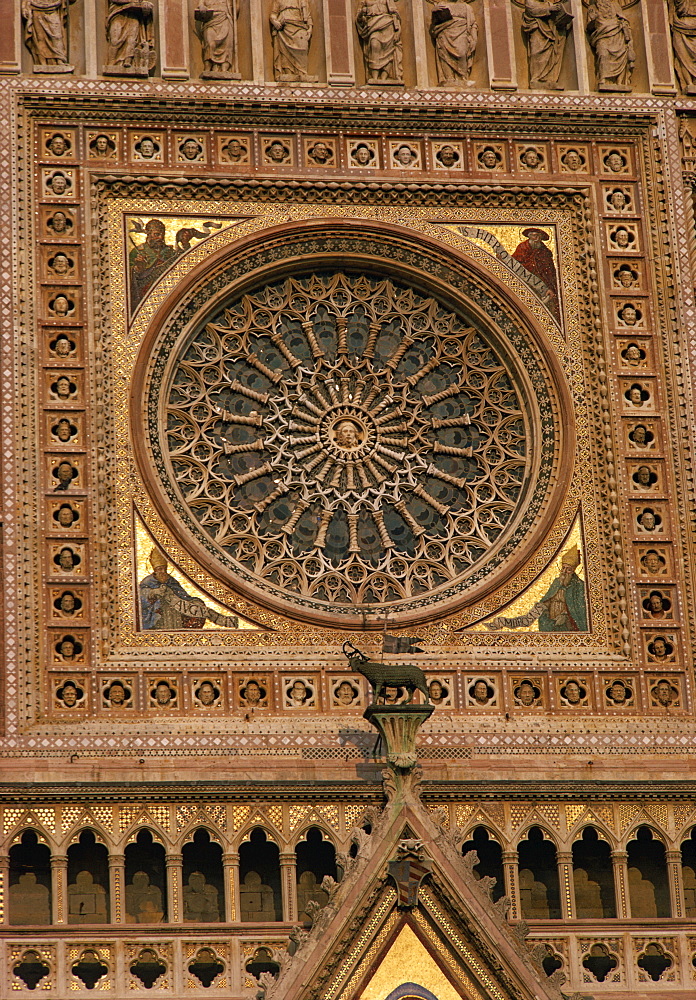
[
  {"left": 264, "top": 794, "right": 575, "bottom": 1000},
  {"left": 357, "top": 923, "right": 468, "bottom": 1000}
]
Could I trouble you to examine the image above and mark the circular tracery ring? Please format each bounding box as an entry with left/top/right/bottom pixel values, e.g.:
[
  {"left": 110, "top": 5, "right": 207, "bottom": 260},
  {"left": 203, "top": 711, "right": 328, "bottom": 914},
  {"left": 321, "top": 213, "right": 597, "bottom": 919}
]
[{"left": 135, "top": 222, "right": 573, "bottom": 629}]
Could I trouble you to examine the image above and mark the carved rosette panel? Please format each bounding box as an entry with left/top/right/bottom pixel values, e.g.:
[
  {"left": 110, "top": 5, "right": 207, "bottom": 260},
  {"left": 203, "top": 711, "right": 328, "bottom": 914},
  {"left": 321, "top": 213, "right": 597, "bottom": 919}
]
[{"left": 137, "top": 225, "right": 572, "bottom": 627}]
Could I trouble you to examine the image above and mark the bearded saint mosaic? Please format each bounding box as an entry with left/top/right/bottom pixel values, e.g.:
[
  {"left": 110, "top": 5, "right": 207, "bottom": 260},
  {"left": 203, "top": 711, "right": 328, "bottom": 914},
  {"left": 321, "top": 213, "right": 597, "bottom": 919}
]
[{"left": 127, "top": 217, "right": 227, "bottom": 315}]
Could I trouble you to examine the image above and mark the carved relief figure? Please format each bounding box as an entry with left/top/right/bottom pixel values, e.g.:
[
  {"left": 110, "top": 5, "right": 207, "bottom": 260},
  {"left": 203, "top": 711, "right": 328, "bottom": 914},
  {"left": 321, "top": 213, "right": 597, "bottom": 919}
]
[
  {"left": 105, "top": 0, "right": 156, "bottom": 76},
  {"left": 195, "top": 0, "right": 239, "bottom": 78},
  {"left": 270, "top": 0, "right": 316, "bottom": 82},
  {"left": 670, "top": 0, "right": 696, "bottom": 92},
  {"left": 586, "top": 0, "right": 634, "bottom": 91},
  {"left": 428, "top": 0, "right": 478, "bottom": 86},
  {"left": 21, "top": 0, "right": 76, "bottom": 71},
  {"left": 139, "top": 549, "right": 238, "bottom": 630},
  {"left": 356, "top": 0, "right": 402, "bottom": 83},
  {"left": 522, "top": 0, "right": 573, "bottom": 90}
]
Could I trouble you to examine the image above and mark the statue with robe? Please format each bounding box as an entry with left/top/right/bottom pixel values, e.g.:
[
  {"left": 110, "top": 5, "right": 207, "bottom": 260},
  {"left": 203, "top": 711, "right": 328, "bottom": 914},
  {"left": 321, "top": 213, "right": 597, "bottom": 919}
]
[
  {"left": 356, "top": 0, "right": 402, "bottom": 83},
  {"left": 670, "top": 0, "right": 696, "bottom": 93},
  {"left": 428, "top": 0, "right": 478, "bottom": 86},
  {"left": 586, "top": 0, "right": 634, "bottom": 91},
  {"left": 522, "top": 1, "right": 573, "bottom": 90},
  {"left": 104, "top": 0, "right": 156, "bottom": 77},
  {"left": 21, "top": 0, "right": 76, "bottom": 72},
  {"left": 195, "top": 0, "right": 240, "bottom": 79},
  {"left": 270, "top": 0, "right": 317, "bottom": 82}
]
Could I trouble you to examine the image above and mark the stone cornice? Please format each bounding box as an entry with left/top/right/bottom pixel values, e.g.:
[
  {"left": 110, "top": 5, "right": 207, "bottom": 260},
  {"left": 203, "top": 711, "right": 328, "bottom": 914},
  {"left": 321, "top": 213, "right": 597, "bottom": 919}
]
[{"left": 0, "top": 779, "right": 695, "bottom": 803}]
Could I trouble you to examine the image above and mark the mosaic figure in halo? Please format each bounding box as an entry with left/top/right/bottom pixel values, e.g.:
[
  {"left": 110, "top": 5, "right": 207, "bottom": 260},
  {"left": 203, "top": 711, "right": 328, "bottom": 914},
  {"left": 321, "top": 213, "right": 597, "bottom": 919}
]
[
  {"left": 139, "top": 548, "right": 238, "bottom": 630},
  {"left": 511, "top": 227, "right": 560, "bottom": 321},
  {"left": 128, "top": 219, "right": 180, "bottom": 311},
  {"left": 486, "top": 545, "right": 587, "bottom": 632}
]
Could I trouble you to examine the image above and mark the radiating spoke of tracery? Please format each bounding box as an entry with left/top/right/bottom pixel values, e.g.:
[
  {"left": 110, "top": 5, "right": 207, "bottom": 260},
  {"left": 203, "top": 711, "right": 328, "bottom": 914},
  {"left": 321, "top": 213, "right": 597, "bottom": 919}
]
[{"left": 159, "top": 270, "right": 532, "bottom": 614}]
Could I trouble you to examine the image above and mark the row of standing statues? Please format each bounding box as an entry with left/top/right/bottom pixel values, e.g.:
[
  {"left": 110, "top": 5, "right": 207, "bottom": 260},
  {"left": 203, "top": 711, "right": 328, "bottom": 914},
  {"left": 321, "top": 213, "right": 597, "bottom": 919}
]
[{"left": 18, "top": 1, "right": 696, "bottom": 93}]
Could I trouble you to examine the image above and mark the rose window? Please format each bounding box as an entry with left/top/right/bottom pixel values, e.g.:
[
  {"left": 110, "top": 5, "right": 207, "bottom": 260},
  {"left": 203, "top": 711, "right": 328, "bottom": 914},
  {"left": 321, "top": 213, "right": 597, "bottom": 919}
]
[{"left": 141, "top": 228, "right": 566, "bottom": 629}]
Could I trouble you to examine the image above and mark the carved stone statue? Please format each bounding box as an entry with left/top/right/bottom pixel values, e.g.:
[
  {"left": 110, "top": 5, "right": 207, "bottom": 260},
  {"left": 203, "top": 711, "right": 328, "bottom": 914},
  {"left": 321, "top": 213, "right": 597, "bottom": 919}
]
[
  {"left": 428, "top": 1, "right": 478, "bottom": 86},
  {"left": 586, "top": 0, "right": 634, "bottom": 92},
  {"left": 104, "top": 0, "right": 156, "bottom": 77},
  {"left": 21, "top": 0, "right": 76, "bottom": 72},
  {"left": 671, "top": 0, "right": 696, "bottom": 94},
  {"left": 356, "top": 0, "right": 402, "bottom": 84},
  {"left": 522, "top": 1, "right": 573, "bottom": 90},
  {"left": 195, "top": 0, "right": 240, "bottom": 79},
  {"left": 270, "top": 0, "right": 317, "bottom": 82}
]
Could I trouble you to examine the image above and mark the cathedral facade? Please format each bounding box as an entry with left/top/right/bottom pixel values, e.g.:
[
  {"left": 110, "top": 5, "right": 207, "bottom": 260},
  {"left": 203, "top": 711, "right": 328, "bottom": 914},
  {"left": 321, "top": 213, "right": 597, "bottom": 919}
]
[{"left": 3, "top": 0, "right": 696, "bottom": 996}]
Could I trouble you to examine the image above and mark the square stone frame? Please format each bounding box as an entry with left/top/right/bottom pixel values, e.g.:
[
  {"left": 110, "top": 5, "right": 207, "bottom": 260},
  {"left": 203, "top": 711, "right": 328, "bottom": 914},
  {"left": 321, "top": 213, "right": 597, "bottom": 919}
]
[
  {"left": 3, "top": 91, "right": 695, "bottom": 738},
  {"left": 97, "top": 187, "right": 601, "bottom": 650}
]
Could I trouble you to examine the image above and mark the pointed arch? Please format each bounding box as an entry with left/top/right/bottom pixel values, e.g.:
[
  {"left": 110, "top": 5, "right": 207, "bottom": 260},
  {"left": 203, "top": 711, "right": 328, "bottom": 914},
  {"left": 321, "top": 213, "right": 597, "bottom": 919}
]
[
  {"left": 120, "top": 817, "right": 171, "bottom": 851},
  {"left": 179, "top": 821, "right": 226, "bottom": 850},
  {"left": 5, "top": 821, "right": 53, "bottom": 852},
  {"left": 570, "top": 819, "right": 617, "bottom": 849},
  {"left": 292, "top": 822, "right": 337, "bottom": 849},
  {"left": 234, "top": 818, "right": 283, "bottom": 851},
  {"left": 61, "top": 821, "right": 111, "bottom": 852}
]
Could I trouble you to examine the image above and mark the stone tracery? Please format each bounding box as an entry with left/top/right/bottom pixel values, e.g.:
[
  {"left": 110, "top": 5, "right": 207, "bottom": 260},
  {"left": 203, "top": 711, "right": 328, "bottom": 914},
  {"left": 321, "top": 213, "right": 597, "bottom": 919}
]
[{"left": 154, "top": 268, "right": 544, "bottom": 623}]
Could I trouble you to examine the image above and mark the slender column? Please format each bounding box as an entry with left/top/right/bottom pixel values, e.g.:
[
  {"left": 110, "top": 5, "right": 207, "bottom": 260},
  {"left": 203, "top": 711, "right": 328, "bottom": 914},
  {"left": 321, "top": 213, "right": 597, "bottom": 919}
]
[
  {"left": 557, "top": 852, "right": 575, "bottom": 919},
  {"left": 279, "top": 851, "right": 297, "bottom": 923},
  {"left": 222, "top": 851, "right": 239, "bottom": 922},
  {"left": 108, "top": 853, "right": 125, "bottom": 923},
  {"left": 483, "top": 0, "right": 517, "bottom": 91},
  {"left": 502, "top": 850, "right": 520, "bottom": 920},
  {"left": 159, "top": 0, "right": 190, "bottom": 80},
  {"left": 51, "top": 854, "right": 68, "bottom": 924},
  {"left": 322, "top": 0, "right": 355, "bottom": 85},
  {"left": 0, "top": 0, "right": 21, "bottom": 74},
  {"left": 250, "top": 0, "right": 266, "bottom": 82},
  {"left": 84, "top": 0, "right": 98, "bottom": 77},
  {"left": 410, "top": 0, "right": 429, "bottom": 89},
  {"left": 611, "top": 850, "right": 629, "bottom": 918},
  {"left": 0, "top": 852, "right": 9, "bottom": 924},
  {"left": 165, "top": 853, "right": 184, "bottom": 923},
  {"left": 642, "top": 0, "right": 677, "bottom": 95},
  {"left": 568, "top": 0, "right": 590, "bottom": 91},
  {"left": 666, "top": 850, "right": 684, "bottom": 918}
]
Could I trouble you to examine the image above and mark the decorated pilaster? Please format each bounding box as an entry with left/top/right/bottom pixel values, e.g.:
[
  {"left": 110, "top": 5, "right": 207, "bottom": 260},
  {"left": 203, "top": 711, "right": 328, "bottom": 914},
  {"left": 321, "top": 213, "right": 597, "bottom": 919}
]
[
  {"left": 502, "top": 850, "right": 521, "bottom": 920},
  {"left": 50, "top": 854, "right": 68, "bottom": 924},
  {"left": 666, "top": 849, "right": 685, "bottom": 918},
  {"left": 556, "top": 851, "right": 575, "bottom": 919},
  {"left": 108, "top": 852, "right": 125, "bottom": 923},
  {"left": 611, "top": 849, "right": 630, "bottom": 918},
  {"left": 165, "top": 853, "right": 183, "bottom": 923},
  {"left": 0, "top": 851, "right": 9, "bottom": 923},
  {"left": 280, "top": 851, "right": 298, "bottom": 923},
  {"left": 222, "top": 851, "right": 239, "bottom": 922}
]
